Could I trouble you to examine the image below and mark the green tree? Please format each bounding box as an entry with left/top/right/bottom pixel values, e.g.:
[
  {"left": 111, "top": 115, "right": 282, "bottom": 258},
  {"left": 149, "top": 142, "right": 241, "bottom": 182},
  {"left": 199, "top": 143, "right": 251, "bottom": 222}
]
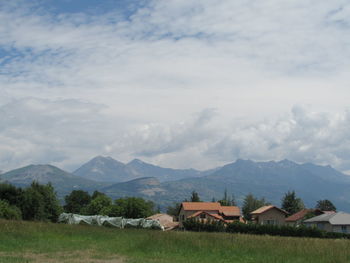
[
  {"left": 242, "top": 193, "right": 268, "bottom": 221},
  {"left": 281, "top": 191, "right": 304, "bottom": 215},
  {"left": 218, "top": 189, "right": 237, "bottom": 206},
  {"left": 84, "top": 194, "right": 112, "bottom": 215},
  {"left": 91, "top": 190, "right": 106, "bottom": 200},
  {"left": 64, "top": 190, "right": 91, "bottom": 214},
  {"left": 190, "top": 191, "right": 201, "bottom": 202},
  {"left": 0, "top": 183, "right": 24, "bottom": 208},
  {"left": 316, "top": 199, "right": 336, "bottom": 211},
  {"left": 21, "top": 182, "right": 62, "bottom": 222},
  {"left": 0, "top": 199, "right": 22, "bottom": 220},
  {"left": 114, "top": 197, "right": 155, "bottom": 218},
  {"left": 166, "top": 202, "right": 181, "bottom": 217}
]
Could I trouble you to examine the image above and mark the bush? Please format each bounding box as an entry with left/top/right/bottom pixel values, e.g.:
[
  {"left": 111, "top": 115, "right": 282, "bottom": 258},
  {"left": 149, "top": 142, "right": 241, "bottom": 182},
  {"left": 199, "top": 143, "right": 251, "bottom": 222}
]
[
  {"left": 183, "top": 218, "right": 225, "bottom": 232},
  {"left": 183, "top": 219, "right": 350, "bottom": 239},
  {"left": 0, "top": 199, "right": 22, "bottom": 220}
]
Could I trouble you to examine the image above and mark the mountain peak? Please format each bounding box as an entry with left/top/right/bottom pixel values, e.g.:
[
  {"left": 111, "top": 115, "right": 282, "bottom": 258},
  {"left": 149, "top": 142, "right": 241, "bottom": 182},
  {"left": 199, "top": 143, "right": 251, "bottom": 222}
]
[
  {"left": 128, "top": 158, "right": 145, "bottom": 165},
  {"left": 277, "top": 159, "right": 297, "bottom": 166}
]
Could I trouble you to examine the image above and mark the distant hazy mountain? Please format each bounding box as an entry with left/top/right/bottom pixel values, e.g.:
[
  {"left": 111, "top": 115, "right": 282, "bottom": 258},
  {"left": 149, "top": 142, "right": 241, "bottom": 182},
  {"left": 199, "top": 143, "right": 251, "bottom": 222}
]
[
  {"left": 0, "top": 164, "right": 107, "bottom": 197},
  {"left": 73, "top": 156, "right": 205, "bottom": 183},
  {"left": 73, "top": 156, "right": 133, "bottom": 182},
  {"left": 158, "top": 159, "right": 350, "bottom": 211},
  {"left": 2, "top": 159, "right": 350, "bottom": 211},
  {"left": 102, "top": 177, "right": 166, "bottom": 199}
]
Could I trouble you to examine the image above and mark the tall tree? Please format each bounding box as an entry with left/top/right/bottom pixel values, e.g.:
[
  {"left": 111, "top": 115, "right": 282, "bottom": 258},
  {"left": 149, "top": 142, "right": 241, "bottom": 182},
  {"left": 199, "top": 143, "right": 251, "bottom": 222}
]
[
  {"left": 84, "top": 194, "right": 112, "bottom": 215},
  {"left": 190, "top": 191, "right": 201, "bottom": 202},
  {"left": 242, "top": 193, "right": 268, "bottom": 220},
  {"left": 281, "top": 191, "right": 304, "bottom": 215},
  {"left": 21, "top": 182, "right": 62, "bottom": 222},
  {"left": 166, "top": 202, "right": 181, "bottom": 217},
  {"left": 218, "top": 189, "right": 237, "bottom": 206},
  {"left": 114, "top": 197, "right": 155, "bottom": 218},
  {"left": 64, "top": 190, "right": 91, "bottom": 214},
  {"left": 281, "top": 191, "right": 305, "bottom": 215},
  {"left": 316, "top": 199, "right": 336, "bottom": 211}
]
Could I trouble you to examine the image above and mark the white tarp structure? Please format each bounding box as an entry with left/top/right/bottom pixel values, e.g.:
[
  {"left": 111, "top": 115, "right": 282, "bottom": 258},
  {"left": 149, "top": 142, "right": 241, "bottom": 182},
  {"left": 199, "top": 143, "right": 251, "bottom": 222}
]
[{"left": 58, "top": 213, "right": 164, "bottom": 230}]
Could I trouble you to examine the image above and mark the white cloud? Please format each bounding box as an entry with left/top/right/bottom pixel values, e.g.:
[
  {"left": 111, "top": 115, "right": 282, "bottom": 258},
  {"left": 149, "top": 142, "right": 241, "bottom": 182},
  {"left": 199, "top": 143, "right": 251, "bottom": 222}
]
[{"left": 1, "top": 1, "right": 350, "bottom": 172}]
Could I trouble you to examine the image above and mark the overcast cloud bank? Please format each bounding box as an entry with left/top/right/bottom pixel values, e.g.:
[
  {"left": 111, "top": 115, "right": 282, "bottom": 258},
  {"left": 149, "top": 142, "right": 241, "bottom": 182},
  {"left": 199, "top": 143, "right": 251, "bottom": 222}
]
[{"left": 1, "top": 0, "right": 350, "bottom": 172}]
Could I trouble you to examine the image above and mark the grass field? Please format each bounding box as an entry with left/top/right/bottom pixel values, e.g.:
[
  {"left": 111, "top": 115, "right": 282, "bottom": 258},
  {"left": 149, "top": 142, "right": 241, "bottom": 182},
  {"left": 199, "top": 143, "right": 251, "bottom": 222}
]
[{"left": 0, "top": 220, "right": 350, "bottom": 263}]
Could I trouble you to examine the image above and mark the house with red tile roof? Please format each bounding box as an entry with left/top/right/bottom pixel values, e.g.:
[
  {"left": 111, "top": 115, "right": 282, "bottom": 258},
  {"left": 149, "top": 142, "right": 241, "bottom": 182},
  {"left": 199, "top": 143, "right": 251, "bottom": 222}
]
[
  {"left": 250, "top": 205, "right": 288, "bottom": 225},
  {"left": 178, "top": 202, "right": 242, "bottom": 227}
]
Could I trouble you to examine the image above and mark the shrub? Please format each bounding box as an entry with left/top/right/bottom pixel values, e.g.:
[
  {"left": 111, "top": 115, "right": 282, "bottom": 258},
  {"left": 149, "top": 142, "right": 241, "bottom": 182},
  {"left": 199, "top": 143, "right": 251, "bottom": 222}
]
[
  {"left": 183, "top": 219, "right": 350, "bottom": 239},
  {"left": 0, "top": 199, "right": 22, "bottom": 220}
]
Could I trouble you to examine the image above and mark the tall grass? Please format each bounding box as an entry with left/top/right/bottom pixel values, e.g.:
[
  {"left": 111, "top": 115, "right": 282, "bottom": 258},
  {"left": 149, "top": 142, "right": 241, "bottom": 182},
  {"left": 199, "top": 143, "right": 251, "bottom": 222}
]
[{"left": 0, "top": 219, "right": 349, "bottom": 263}]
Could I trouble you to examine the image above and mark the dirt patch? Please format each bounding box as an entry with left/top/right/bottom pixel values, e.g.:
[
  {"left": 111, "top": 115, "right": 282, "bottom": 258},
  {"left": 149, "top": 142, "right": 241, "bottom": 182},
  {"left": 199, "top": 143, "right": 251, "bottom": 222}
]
[{"left": 0, "top": 250, "right": 125, "bottom": 263}]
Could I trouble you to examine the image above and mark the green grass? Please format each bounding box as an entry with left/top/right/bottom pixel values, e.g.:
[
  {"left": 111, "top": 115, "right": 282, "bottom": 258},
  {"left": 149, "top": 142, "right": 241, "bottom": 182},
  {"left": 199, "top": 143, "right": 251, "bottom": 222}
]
[{"left": 0, "top": 220, "right": 349, "bottom": 263}]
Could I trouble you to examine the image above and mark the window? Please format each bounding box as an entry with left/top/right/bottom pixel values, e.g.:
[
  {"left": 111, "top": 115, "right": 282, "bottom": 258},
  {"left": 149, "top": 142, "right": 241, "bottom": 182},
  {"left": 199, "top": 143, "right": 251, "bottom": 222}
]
[
  {"left": 317, "top": 223, "right": 324, "bottom": 230},
  {"left": 200, "top": 213, "right": 206, "bottom": 219},
  {"left": 341, "top": 226, "right": 347, "bottom": 233},
  {"left": 264, "top": 220, "right": 276, "bottom": 225},
  {"left": 181, "top": 215, "right": 185, "bottom": 221}
]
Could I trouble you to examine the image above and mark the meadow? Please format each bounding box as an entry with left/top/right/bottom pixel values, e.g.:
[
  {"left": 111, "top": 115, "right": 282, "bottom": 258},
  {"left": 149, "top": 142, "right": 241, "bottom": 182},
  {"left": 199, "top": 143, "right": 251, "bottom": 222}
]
[{"left": 0, "top": 219, "right": 349, "bottom": 263}]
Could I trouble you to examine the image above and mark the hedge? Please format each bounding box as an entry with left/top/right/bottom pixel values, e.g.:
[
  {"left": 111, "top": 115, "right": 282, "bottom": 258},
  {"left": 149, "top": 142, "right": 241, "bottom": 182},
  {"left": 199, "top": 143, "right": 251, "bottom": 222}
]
[{"left": 183, "top": 219, "right": 350, "bottom": 239}]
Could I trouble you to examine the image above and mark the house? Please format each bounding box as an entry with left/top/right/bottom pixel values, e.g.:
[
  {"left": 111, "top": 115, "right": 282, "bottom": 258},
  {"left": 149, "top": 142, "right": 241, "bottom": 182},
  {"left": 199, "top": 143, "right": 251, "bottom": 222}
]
[
  {"left": 285, "top": 209, "right": 324, "bottom": 226},
  {"left": 250, "top": 205, "right": 288, "bottom": 225},
  {"left": 146, "top": 213, "right": 179, "bottom": 231},
  {"left": 303, "top": 212, "right": 350, "bottom": 233},
  {"left": 178, "top": 202, "right": 242, "bottom": 228}
]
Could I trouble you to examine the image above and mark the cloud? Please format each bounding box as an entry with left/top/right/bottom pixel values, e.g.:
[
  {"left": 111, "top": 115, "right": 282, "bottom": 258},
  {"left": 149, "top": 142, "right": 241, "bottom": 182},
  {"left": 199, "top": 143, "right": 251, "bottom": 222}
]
[
  {"left": 206, "top": 106, "right": 350, "bottom": 172},
  {"left": 1, "top": 1, "right": 350, "bottom": 173}
]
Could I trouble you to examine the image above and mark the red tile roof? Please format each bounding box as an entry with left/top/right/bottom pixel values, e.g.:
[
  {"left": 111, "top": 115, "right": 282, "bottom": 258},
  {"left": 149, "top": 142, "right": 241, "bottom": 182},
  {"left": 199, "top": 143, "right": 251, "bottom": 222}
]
[
  {"left": 181, "top": 202, "right": 221, "bottom": 211},
  {"left": 219, "top": 206, "right": 241, "bottom": 216},
  {"left": 251, "top": 205, "right": 288, "bottom": 215},
  {"left": 285, "top": 209, "right": 313, "bottom": 222},
  {"left": 188, "top": 211, "right": 224, "bottom": 221}
]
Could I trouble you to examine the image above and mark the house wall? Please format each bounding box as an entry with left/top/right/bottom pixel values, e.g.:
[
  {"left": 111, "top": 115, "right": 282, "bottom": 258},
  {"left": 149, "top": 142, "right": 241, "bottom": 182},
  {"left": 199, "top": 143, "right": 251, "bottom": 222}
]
[
  {"left": 178, "top": 208, "right": 219, "bottom": 227},
  {"left": 255, "top": 208, "right": 286, "bottom": 225},
  {"left": 332, "top": 225, "right": 350, "bottom": 234},
  {"left": 304, "top": 222, "right": 333, "bottom": 232}
]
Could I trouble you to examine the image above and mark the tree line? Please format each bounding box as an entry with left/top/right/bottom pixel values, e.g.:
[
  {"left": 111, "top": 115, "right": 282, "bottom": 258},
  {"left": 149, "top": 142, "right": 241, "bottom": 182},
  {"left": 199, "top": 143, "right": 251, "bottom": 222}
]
[{"left": 0, "top": 182, "right": 156, "bottom": 222}]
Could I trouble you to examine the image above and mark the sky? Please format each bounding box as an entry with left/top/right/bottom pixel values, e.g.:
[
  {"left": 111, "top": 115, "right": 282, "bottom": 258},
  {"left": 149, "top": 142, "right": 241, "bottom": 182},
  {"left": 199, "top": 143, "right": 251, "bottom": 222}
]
[{"left": 1, "top": 0, "right": 350, "bottom": 173}]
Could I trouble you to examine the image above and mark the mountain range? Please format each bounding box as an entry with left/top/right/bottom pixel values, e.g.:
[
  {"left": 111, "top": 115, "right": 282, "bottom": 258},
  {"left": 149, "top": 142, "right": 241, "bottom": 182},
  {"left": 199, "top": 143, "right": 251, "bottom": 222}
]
[{"left": 1, "top": 156, "right": 350, "bottom": 211}]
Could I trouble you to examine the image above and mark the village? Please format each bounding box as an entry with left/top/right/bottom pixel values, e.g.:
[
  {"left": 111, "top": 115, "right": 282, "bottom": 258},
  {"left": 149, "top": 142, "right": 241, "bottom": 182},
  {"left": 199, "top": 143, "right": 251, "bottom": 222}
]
[{"left": 166, "top": 201, "right": 350, "bottom": 234}]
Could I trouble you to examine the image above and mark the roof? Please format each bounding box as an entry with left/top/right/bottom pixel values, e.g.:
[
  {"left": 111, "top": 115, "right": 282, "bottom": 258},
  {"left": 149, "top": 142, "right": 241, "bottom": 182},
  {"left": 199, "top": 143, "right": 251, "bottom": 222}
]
[
  {"left": 304, "top": 212, "right": 350, "bottom": 225},
  {"left": 146, "top": 213, "right": 176, "bottom": 230},
  {"left": 251, "top": 205, "right": 288, "bottom": 215},
  {"left": 219, "top": 206, "right": 241, "bottom": 217},
  {"left": 147, "top": 213, "right": 173, "bottom": 221},
  {"left": 286, "top": 209, "right": 313, "bottom": 222},
  {"left": 188, "top": 211, "right": 224, "bottom": 221},
  {"left": 181, "top": 202, "right": 221, "bottom": 211}
]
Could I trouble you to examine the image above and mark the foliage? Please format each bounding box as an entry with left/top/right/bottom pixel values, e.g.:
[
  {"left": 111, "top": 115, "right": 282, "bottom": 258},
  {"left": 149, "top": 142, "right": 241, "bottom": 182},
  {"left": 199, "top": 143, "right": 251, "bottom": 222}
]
[
  {"left": 281, "top": 190, "right": 304, "bottom": 215},
  {"left": 166, "top": 202, "right": 181, "bottom": 217},
  {"left": 64, "top": 190, "right": 91, "bottom": 214},
  {"left": 190, "top": 191, "right": 201, "bottom": 202},
  {"left": 0, "top": 199, "right": 22, "bottom": 220},
  {"left": 114, "top": 197, "right": 155, "bottom": 218},
  {"left": 316, "top": 199, "right": 337, "bottom": 211},
  {"left": 242, "top": 193, "right": 268, "bottom": 220},
  {"left": 84, "top": 194, "right": 112, "bottom": 215},
  {"left": 183, "top": 218, "right": 226, "bottom": 232},
  {"left": 183, "top": 219, "right": 350, "bottom": 240},
  {"left": 91, "top": 190, "right": 106, "bottom": 200},
  {"left": 0, "top": 183, "right": 24, "bottom": 207},
  {"left": 218, "top": 189, "right": 236, "bottom": 206},
  {"left": 21, "top": 182, "right": 63, "bottom": 222}
]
